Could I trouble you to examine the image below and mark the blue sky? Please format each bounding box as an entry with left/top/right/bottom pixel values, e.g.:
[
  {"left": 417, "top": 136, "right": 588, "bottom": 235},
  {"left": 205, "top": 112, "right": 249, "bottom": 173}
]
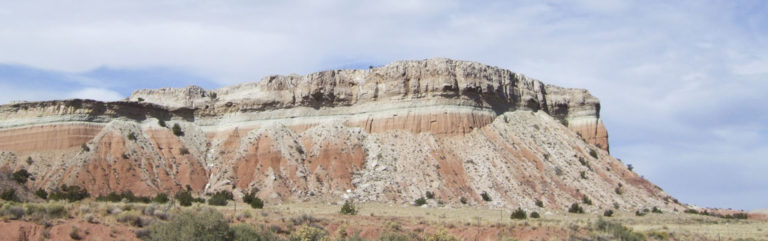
[{"left": 0, "top": 0, "right": 766, "bottom": 210}]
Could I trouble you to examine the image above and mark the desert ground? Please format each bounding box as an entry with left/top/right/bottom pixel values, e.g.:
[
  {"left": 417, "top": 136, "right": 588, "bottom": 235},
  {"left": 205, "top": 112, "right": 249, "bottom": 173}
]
[{"left": 1, "top": 199, "right": 766, "bottom": 241}]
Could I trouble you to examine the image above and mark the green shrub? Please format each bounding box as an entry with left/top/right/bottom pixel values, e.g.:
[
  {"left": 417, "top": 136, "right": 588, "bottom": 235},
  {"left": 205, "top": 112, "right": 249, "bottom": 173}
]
[
  {"left": 142, "top": 209, "right": 233, "bottom": 241},
  {"left": 635, "top": 210, "right": 647, "bottom": 216},
  {"left": 569, "top": 203, "right": 584, "bottom": 214},
  {"left": 127, "top": 133, "right": 137, "bottom": 141},
  {"left": 535, "top": 199, "right": 543, "bottom": 208},
  {"left": 48, "top": 185, "right": 89, "bottom": 202},
  {"left": 377, "top": 231, "right": 412, "bottom": 241},
  {"left": 480, "top": 191, "right": 492, "bottom": 202},
  {"left": 158, "top": 119, "right": 166, "bottom": 127},
  {"left": 152, "top": 193, "right": 169, "bottom": 204},
  {"left": 340, "top": 200, "right": 358, "bottom": 215},
  {"left": 627, "top": 164, "right": 634, "bottom": 171},
  {"left": 3, "top": 205, "right": 25, "bottom": 219},
  {"left": 684, "top": 209, "right": 699, "bottom": 214},
  {"left": 603, "top": 209, "right": 614, "bottom": 217},
  {"left": 651, "top": 207, "right": 662, "bottom": 214},
  {"left": 580, "top": 171, "right": 587, "bottom": 179},
  {"left": 208, "top": 195, "right": 228, "bottom": 206},
  {"left": 582, "top": 196, "right": 592, "bottom": 205},
  {"left": 207, "top": 191, "right": 233, "bottom": 206},
  {"left": 614, "top": 187, "right": 623, "bottom": 195},
  {"left": 35, "top": 188, "right": 48, "bottom": 200},
  {"left": 596, "top": 219, "right": 645, "bottom": 241},
  {"left": 231, "top": 223, "right": 276, "bottom": 241},
  {"left": 530, "top": 211, "right": 540, "bottom": 218},
  {"left": 589, "top": 149, "right": 598, "bottom": 159},
  {"left": 1, "top": 189, "right": 17, "bottom": 201},
  {"left": 459, "top": 197, "right": 467, "bottom": 204},
  {"left": 209, "top": 93, "right": 218, "bottom": 99},
  {"left": 12, "top": 169, "right": 31, "bottom": 184},
  {"left": 726, "top": 213, "right": 748, "bottom": 219},
  {"left": 242, "top": 191, "right": 263, "bottom": 209},
  {"left": 172, "top": 124, "right": 184, "bottom": 136},
  {"left": 81, "top": 144, "right": 90, "bottom": 152},
  {"left": 174, "top": 191, "right": 193, "bottom": 207},
  {"left": 510, "top": 208, "right": 527, "bottom": 220},
  {"left": 423, "top": 229, "right": 460, "bottom": 241},
  {"left": 249, "top": 197, "right": 264, "bottom": 209},
  {"left": 414, "top": 197, "right": 427, "bottom": 206},
  {"left": 289, "top": 225, "right": 328, "bottom": 241},
  {"left": 425, "top": 191, "right": 435, "bottom": 199}
]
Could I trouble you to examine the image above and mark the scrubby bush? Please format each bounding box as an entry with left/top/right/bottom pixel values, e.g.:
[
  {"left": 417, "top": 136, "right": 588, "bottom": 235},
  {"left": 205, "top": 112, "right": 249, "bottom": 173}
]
[
  {"left": 340, "top": 200, "right": 358, "bottom": 215},
  {"left": 459, "top": 197, "right": 467, "bottom": 205},
  {"left": 589, "top": 149, "right": 598, "bottom": 159},
  {"left": 423, "top": 229, "right": 460, "bottom": 241},
  {"left": 12, "top": 169, "right": 31, "bottom": 184},
  {"left": 530, "top": 211, "right": 540, "bottom": 218},
  {"left": 580, "top": 171, "right": 587, "bottom": 179},
  {"left": 2, "top": 205, "right": 25, "bottom": 219},
  {"left": 158, "top": 119, "right": 166, "bottom": 127},
  {"left": 535, "top": 199, "right": 544, "bottom": 208},
  {"left": 81, "top": 144, "right": 90, "bottom": 152},
  {"left": 480, "top": 191, "right": 492, "bottom": 202},
  {"left": 231, "top": 224, "right": 276, "bottom": 241},
  {"left": 97, "top": 191, "right": 151, "bottom": 203},
  {"left": 510, "top": 208, "right": 527, "bottom": 220},
  {"left": 127, "top": 132, "right": 137, "bottom": 141},
  {"left": 243, "top": 191, "right": 264, "bottom": 209},
  {"left": 582, "top": 196, "right": 592, "bottom": 205},
  {"left": 377, "top": 231, "right": 412, "bottom": 241},
  {"left": 727, "top": 213, "right": 748, "bottom": 219},
  {"left": 289, "top": 225, "right": 328, "bottom": 241},
  {"left": 142, "top": 209, "right": 233, "bottom": 241},
  {"left": 208, "top": 191, "right": 233, "bottom": 206},
  {"left": 152, "top": 193, "right": 169, "bottom": 204},
  {"left": 1, "top": 189, "right": 17, "bottom": 201},
  {"left": 627, "top": 164, "right": 634, "bottom": 171},
  {"left": 684, "top": 209, "right": 699, "bottom": 214},
  {"left": 569, "top": 203, "right": 584, "bottom": 214},
  {"left": 425, "top": 191, "right": 435, "bottom": 199},
  {"left": 35, "top": 188, "right": 48, "bottom": 199},
  {"left": 596, "top": 219, "right": 645, "bottom": 241},
  {"left": 174, "top": 191, "right": 193, "bottom": 207},
  {"left": 172, "top": 124, "right": 184, "bottom": 136},
  {"left": 49, "top": 185, "right": 89, "bottom": 202},
  {"left": 651, "top": 206, "right": 662, "bottom": 214},
  {"left": 414, "top": 197, "right": 427, "bottom": 206},
  {"left": 603, "top": 209, "right": 614, "bottom": 217},
  {"left": 635, "top": 210, "right": 647, "bottom": 216},
  {"left": 208, "top": 195, "right": 228, "bottom": 206}
]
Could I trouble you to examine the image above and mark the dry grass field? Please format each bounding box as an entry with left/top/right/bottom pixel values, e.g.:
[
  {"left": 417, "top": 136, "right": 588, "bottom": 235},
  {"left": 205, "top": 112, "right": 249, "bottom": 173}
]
[{"left": 1, "top": 199, "right": 766, "bottom": 240}]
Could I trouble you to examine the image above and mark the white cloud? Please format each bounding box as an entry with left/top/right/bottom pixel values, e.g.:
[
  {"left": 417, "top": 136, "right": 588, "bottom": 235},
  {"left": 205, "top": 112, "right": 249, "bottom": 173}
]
[
  {"left": 732, "top": 59, "right": 768, "bottom": 75},
  {"left": 67, "top": 88, "right": 123, "bottom": 101}
]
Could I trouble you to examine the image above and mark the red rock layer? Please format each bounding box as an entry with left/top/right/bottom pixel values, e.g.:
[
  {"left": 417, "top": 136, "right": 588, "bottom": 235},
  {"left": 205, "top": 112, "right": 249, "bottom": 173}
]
[{"left": 0, "top": 124, "right": 103, "bottom": 152}]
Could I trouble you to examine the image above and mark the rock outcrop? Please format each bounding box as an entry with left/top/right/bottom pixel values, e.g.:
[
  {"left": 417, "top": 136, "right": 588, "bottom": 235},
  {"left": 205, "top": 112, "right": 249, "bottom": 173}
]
[{"left": 0, "top": 58, "right": 677, "bottom": 212}]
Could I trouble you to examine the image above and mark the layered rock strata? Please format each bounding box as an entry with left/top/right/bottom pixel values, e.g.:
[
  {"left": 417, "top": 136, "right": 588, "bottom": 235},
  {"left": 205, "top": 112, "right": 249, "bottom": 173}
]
[{"left": 0, "top": 58, "right": 676, "bottom": 212}]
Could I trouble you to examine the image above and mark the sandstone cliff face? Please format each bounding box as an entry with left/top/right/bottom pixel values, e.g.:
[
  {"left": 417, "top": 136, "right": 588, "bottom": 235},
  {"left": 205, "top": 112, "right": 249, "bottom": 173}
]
[{"left": 0, "top": 58, "right": 675, "bottom": 212}]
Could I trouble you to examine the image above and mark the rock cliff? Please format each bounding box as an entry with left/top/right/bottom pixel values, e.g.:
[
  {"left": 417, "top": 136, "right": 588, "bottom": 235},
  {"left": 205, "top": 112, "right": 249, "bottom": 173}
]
[{"left": 0, "top": 58, "right": 678, "bottom": 212}]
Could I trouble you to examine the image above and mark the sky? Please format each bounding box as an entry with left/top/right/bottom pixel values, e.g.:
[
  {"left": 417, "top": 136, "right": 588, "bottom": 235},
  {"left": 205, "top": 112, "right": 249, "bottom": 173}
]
[{"left": 0, "top": 0, "right": 766, "bottom": 210}]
